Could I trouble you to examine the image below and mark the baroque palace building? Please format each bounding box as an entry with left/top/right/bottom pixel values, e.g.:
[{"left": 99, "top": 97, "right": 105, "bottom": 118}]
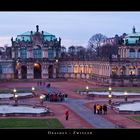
[{"left": 1, "top": 25, "right": 140, "bottom": 86}]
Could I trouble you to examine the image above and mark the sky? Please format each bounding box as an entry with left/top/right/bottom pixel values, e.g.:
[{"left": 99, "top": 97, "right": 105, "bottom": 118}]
[{"left": 0, "top": 12, "right": 140, "bottom": 48}]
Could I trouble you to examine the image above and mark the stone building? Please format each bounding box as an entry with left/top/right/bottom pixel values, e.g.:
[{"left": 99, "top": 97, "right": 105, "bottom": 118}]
[
  {"left": 1, "top": 26, "right": 140, "bottom": 86},
  {"left": 11, "top": 25, "right": 61, "bottom": 79}
]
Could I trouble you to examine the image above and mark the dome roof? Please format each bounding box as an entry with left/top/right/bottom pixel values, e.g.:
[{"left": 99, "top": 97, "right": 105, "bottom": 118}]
[
  {"left": 15, "top": 26, "right": 57, "bottom": 42},
  {"left": 123, "top": 27, "right": 140, "bottom": 45}
]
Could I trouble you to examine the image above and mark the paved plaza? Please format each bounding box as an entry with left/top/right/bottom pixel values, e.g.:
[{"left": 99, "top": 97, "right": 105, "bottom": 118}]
[{"left": 0, "top": 80, "right": 140, "bottom": 128}]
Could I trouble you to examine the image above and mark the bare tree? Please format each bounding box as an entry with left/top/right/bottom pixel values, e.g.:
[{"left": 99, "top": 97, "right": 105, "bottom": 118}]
[
  {"left": 99, "top": 44, "right": 118, "bottom": 58},
  {"left": 76, "top": 46, "right": 86, "bottom": 60},
  {"left": 88, "top": 33, "right": 107, "bottom": 51},
  {"left": 61, "top": 46, "right": 67, "bottom": 59},
  {"left": 68, "top": 46, "right": 76, "bottom": 59}
]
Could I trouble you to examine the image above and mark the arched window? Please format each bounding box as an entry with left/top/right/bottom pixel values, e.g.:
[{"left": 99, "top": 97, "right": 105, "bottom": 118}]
[
  {"left": 48, "top": 48, "right": 54, "bottom": 59},
  {"left": 21, "top": 47, "right": 27, "bottom": 58},
  {"left": 137, "top": 66, "right": 140, "bottom": 75},
  {"left": 129, "top": 48, "right": 135, "bottom": 58},
  {"left": 129, "top": 66, "right": 135, "bottom": 75},
  {"left": 138, "top": 49, "right": 140, "bottom": 58},
  {"left": 33, "top": 46, "right": 42, "bottom": 58},
  {"left": 120, "top": 66, "right": 126, "bottom": 75},
  {"left": 73, "top": 65, "right": 78, "bottom": 73},
  {"left": 15, "top": 48, "right": 18, "bottom": 58},
  {"left": 0, "top": 65, "right": 2, "bottom": 74},
  {"left": 112, "top": 66, "right": 118, "bottom": 75}
]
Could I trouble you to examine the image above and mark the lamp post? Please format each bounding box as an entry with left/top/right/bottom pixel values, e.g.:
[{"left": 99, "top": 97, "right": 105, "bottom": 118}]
[
  {"left": 13, "top": 93, "right": 18, "bottom": 106},
  {"left": 108, "top": 86, "right": 112, "bottom": 94},
  {"left": 124, "top": 91, "right": 128, "bottom": 102},
  {"left": 108, "top": 94, "right": 112, "bottom": 105},
  {"left": 40, "top": 95, "right": 45, "bottom": 105},
  {"left": 13, "top": 88, "right": 17, "bottom": 96},
  {"left": 108, "top": 87, "right": 112, "bottom": 105},
  {"left": 32, "top": 87, "right": 35, "bottom": 96},
  {"left": 56, "top": 59, "right": 58, "bottom": 63},
  {"left": 86, "top": 86, "right": 89, "bottom": 94}
]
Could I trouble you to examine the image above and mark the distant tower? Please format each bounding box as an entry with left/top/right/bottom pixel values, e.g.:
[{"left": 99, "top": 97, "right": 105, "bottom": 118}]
[
  {"left": 132, "top": 26, "right": 136, "bottom": 33},
  {"left": 36, "top": 25, "right": 39, "bottom": 32}
]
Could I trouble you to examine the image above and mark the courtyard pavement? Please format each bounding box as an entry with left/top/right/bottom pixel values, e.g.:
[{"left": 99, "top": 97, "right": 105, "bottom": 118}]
[{"left": 1, "top": 80, "right": 140, "bottom": 128}]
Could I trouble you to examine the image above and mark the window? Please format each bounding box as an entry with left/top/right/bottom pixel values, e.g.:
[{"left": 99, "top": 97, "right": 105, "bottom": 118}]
[
  {"left": 15, "top": 48, "right": 18, "bottom": 58},
  {"left": 21, "top": 47, "right": 27, "bottom": 58},
  {"left": 48, "top": 49, "right": 54, "bottom": 59},
  {"left": 129, "top": 48, "right": 135, "bottom": 58},
  {"left": 138, "top": 49, "right": 140, "bottom": 58},
  {"left": 33, "top": 47, "right": 42, "bottom": 58},
  {"left": 138, "top": 68, "right": 140, "bottom": 75},
  {"left": 0, "top": 65, "right": 2, "bottom": 74}
]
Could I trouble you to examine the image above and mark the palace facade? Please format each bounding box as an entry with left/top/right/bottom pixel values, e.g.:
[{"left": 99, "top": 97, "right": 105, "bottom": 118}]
[{"left": 1, "top": 25, "right": 140, "bottom": 86}]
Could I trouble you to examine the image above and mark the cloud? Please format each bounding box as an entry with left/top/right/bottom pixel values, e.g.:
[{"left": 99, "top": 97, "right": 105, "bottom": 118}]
[
  {"left": 0, "top": 36, "right": 11, "bottom": 46},
  {"left": 62, "top": 38, "right": 88, "bottom": 48}
]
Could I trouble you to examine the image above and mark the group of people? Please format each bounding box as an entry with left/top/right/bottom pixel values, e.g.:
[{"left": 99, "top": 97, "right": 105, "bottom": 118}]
[
  {"left": 45, "top": 92, "right": 68, "bottom": 102},
  {"left": 93, "top": 104, "right": 107, "bottom": 114},
  {"left": 37, "top": 81, "right": 51, "bottom": 88}
]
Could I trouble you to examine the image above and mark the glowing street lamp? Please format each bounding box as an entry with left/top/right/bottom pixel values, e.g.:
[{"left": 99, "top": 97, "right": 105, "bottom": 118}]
[
  {"left": 40, "top": 95, "right": 45, "bottom": 105},
  {"left": 108, "top": 87, "right": 112, "bottom": 105},
  {"left": 108, "top": 93, "right": 112, "bottom": 105},
  {"left": 124, "top": 91, "right": 128, "bottom": 102},
  {"left": 32, "top": 87, "right": 36, "bottom": 96},
  {"left": 108, "top": 87, "right": 112, "bottom": 94},
  {"left": 32, "top": 87, "right": 35, "bottom": 91},
  {"left": 14, "top": 93, "right": 18, "bottom": 105},
  {"left": 86, "top": 86, "right": 89, "bottom": 94},
  {"left": 13, "top": 88, "right": 17, "bottom": 95},
  {"left": 12, "top": 88, "right": 17, "bottom": 101},
  {"left": 56, "top": 59, "right": 58, "bottom": 63}
]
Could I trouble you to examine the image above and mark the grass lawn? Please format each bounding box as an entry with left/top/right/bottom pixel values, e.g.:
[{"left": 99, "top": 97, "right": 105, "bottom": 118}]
[
  {"left": 76, "top": 87, "right": 140, "bottom": 93},
  {"left": 0, "top": 118, "right": 64, "bottom": 128},
  {"left": 0, "top": 89, "right": 32, "bottom": 93},
  {"left": 128, "top": 116, "right": 140, "bottom": 123}
]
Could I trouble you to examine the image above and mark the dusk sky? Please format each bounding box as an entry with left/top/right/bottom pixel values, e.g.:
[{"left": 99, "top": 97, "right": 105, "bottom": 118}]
[{"left": 0, "top": 12, "right": 140, "bottom": 48}]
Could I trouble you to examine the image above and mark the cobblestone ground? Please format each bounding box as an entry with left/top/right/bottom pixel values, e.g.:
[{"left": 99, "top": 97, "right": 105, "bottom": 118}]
[
  {"left": 0, "top": 80, "right": 140, "bottom": 128},
  {"left": 84, "top": 97, "right": 140, "bottom": 128}
]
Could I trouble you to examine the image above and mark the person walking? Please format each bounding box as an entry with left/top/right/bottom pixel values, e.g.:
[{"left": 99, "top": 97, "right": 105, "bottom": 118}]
[
  {"left": 65, "top": 110, "right": 69, "bottom": 120},
  {"left": 93, "top": 104, "right": 96, "bottom": 114},
  {"left": 103, "top": 104, "right": 107, "bottom": 114},
  {"left": 96, "top": 104, "right": 100, "bottom": 114}
]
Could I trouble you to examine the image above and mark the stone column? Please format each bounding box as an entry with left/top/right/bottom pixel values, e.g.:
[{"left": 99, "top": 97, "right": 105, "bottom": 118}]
[
  {"left": 12, "top": 48, "right": 15, "bottom": 59},
  {"left": 53, "top": 66, "right": 56, "bottom": 78},
  {"left": 27, "top": 49, "right": 29, "bottom": 58},
  {"left": 108, "top": 65, "right": 111, "bottom": 77},
  {"left": 18, "top": 48, "right": 20, "bottom": 58},
  {"left": 126, "top": 48, "right": 129, "bottom": 58},
  {"left": 53, "top": 50, "right": 56, "bottom": 58},
  {"left": 18, "top": 67, "right": 21, "bottom": 79},
  {"left": 135, "top": 48, "right": 138, "bottom": 58},
  {"left": 42, "top": 49, "right": 45, "bottom": 58},
  {"left": 27, "top": 64, "right": 33, "bottom": 79},
  {"left": 30, "top": 50, "right": 33, "bottom": 58},
  {"left": 135, "top": 67, "right": 138, "bottom": 75},
  {"left": 126, "top": 67, "right": 129, "bottom": 76}
]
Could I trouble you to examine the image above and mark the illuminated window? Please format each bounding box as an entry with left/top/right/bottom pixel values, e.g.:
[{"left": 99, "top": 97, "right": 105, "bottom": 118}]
[
  {"left": 79, "top": 65, "right": 84, "bottom": 73},
  {"left": 129, "top": 66, "right": 135, "bottom": 75},
  {"left": 112, "top": 66, "right": 118, "bottom": 75},
  {"left": 74, "top": 65, "right": 78, "bottom": 73}
]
